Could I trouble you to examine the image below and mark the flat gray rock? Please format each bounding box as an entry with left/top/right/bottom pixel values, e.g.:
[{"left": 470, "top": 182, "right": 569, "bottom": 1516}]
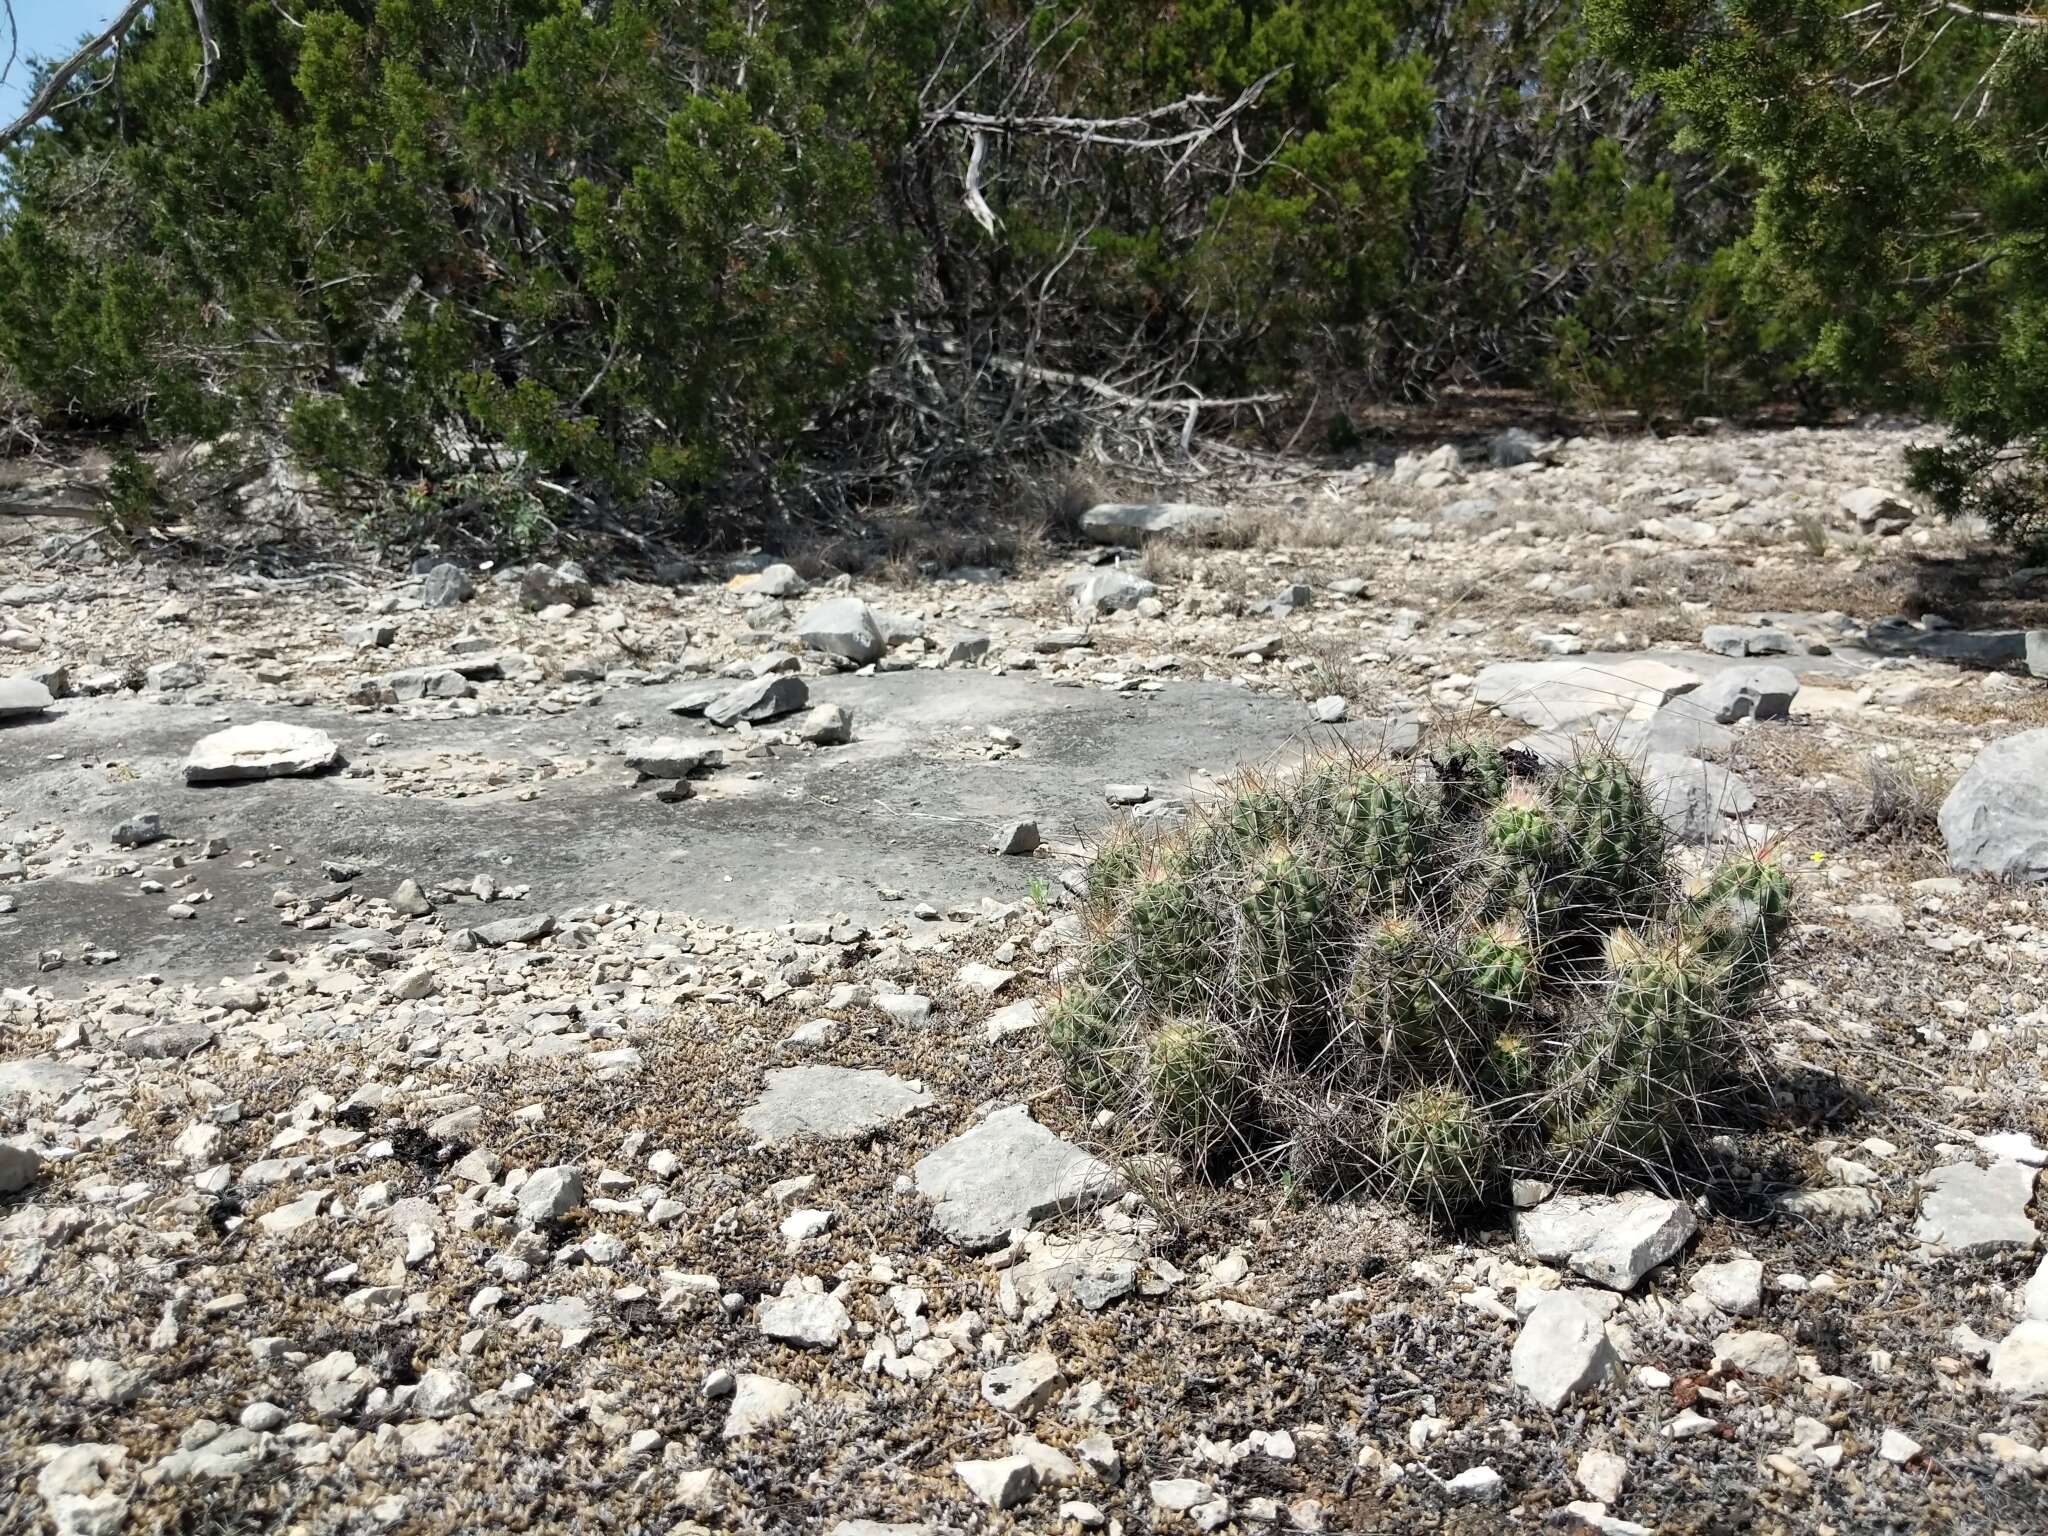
[
  {"left": 733, "top": 563, "right": 806, "bottom": 598},
  {"left": 420, "top": 564, "right": 473, "bottom": 607},
  {"left": 380, "top": 666, "right": 473, "bottom": 702},
  {"left": 1514, "top": 1191, "right": 1698, "bottom": 1291},
  {"left": 0, "top": 676, "right": 54, "bottom": 718},
  {"left": 705, "top": 674, "right": 808, "bottom": 728},
  {"left": 797, "top": 598, "right": 887, "bottom": 664},
  {"left": 1701, "top": 624, "right": 1795, "bottom": 658},
  {"left": 1474, "top": 658, "right": 1699, "bottom": 728},
  {"left": 1641, "top": 752, "right": 1756, "bottom": 842},
  {"left": 0, "top": 1057, "right": 92, "bottom": 1104},
  {"left": 722, "top": 1373, "right": 802, "bottom": 1439},
  {"left": 740, "top": 1066, "right": 934, "bottom": 1145},
  {"left": 1842, "top": 485, "right": 1915, "bottom": 532},
  {"left": 118, "top": 1020, "right": 216, "bottom": 1059},
  {"left": 472, "top": 912, "right": 556, "bottom": 948},
  {"left": 1914, "top": 1162, "right": 2039, "bottom": 1253},
  {"left": 622, "top": 735, "right": 723, "bottom": 779},
  {"left": 913, "top": 1105, "right": 1123, "bottom": 1251},
  {"left": 1690, "top": 663, "right": 1798, "bottom": 723},
  {"left": 1611, "top": 705, "right": 1735, "bottom": 760},
  {"left": 665, "top": 680, "right": 728, "bottom": 716},
  {"left": 0, "top": 1140, "right": 44, "bottom": 1194},
  {"left": 1080, "top": 501, "right": 1230, "bottom": 543},
  {"left": 184, "top": 722, "right": 340, "bottom": 783},
  {"left": 1941, "top": 729, "right": 2048, "bottom": 883},
  {"left": 1992, "top": 1319, "right": 2048, "bottom": 1396}
]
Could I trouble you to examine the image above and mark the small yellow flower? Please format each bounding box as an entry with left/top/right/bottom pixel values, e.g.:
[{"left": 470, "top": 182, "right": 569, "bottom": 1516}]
[{"left": 1808, "top": 851, "right": 1826, "bottom": 864}]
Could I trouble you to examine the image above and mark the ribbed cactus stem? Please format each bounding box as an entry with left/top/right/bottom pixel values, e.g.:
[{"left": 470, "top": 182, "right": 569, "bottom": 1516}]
[
  {"left": 1464, "top": 918, "right": 1538, "bottom": 1021},
  {"left": 1148, "top": 1017, "right": 1243, "bottom": 1155},
  {"left": 1127, "top": 858, "right": 1215, "bottom": 1010},
  {"left": 1311, "top": 763, "right": 1430, "bottom": 903},
  {"left": 1483, "top": 785, "right": 1561, "bottom": 867},
  {"left": 1235, "top": 843, "right": 1336, "bottom": 1011},
  {"left": 1085, "top": 825, "right": 1146, "bottom": 913},
  {"left": 1217, "top": 782, "right": 1299, "bottom": 857},
  {"left": 1546, "top": 928, "right": 1730, "bottom": 1166},
  {"left": 1046, "top": 987, "right": 1129, "bottom": 1108},
  {"left": 1381, "top": 1086, "right": 1492, "bottom": 1214},
  {"left": 1351, "top": 912, "right": 1468, "bottom": 1072},
  {"left": 1553, "top": 751, "right": 1664, "bottom": 926}
]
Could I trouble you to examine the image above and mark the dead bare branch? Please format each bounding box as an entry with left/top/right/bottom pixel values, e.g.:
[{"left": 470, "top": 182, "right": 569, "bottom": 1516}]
[{"left": 0, "top": 0, "right": 218, "bottom": 150}]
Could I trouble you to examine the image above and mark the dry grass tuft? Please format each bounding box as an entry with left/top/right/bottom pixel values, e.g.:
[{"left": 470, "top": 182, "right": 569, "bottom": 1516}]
[{"left": 1831, "top": 753, "right": 1950, "bottom": 845}]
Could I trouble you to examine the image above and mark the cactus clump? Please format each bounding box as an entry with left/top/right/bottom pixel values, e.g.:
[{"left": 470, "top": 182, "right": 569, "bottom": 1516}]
[{"left": 1050, "top": 745, "right": 1784, "bottom": 1217}]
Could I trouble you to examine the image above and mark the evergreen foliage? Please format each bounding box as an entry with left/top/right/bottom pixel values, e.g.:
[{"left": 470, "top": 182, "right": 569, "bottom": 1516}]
[
  {"left": 0, "top": 1, "right": 1789, "bottom": 550},
  {"left": 1592, "top": 0, "right": 2048, "bottom": 552}
]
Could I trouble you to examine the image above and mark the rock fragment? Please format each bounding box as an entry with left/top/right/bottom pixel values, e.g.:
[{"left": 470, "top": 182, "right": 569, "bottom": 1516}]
[
  {"left": 798, "top": 598, "right": 887, "bottom": 664},
  {"left": 184, "top": 723, "right": 341, "bottom": 783},
  {"left": 913, "top": 1106, "right": 1123, "bottom": 1251},
  {"left": 0, "top": 676, "right": 54, "bottom": 718},
  {"left": 1940, "top": 729, "right": 2048, "bottom": 883},
  {"left": 739, "top": 1066, "right": 934, "bottom": 1145},
  {"left": 1514, "top": 1192, "right": 1698, "bottom": 1291},
  {"left": 1512, "top": 1294, "right": 1619, "bottom": 1409},
  {"left": 705, "top": 674, "right": 808, "bottom": 727},
  {"left": 1914, "top": 1162, "right": 2040, "bottom": 1253}
]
